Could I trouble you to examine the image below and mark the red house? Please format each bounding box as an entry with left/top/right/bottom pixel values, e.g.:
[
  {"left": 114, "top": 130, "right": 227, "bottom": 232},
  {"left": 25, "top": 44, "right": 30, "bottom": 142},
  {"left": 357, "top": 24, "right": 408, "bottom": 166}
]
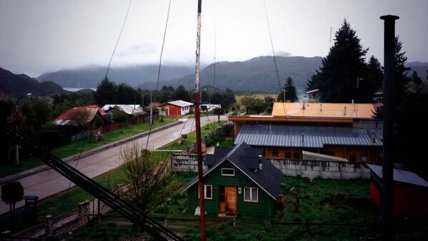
[
  {"left": 158, "top": 100, "right": 193, "bottom": 116},
  {"left": 367, "top": 164, "right": 428, "bottom": 217}
]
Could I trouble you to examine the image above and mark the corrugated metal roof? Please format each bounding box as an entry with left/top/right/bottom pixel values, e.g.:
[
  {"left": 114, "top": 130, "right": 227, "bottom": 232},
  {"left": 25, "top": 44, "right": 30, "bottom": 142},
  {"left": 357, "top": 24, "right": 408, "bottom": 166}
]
[
  {"left": 102, "top": 104, "right": 145, "bottom": 115},
  {"left": 235, "top": 125, "right": 383, "bottom": 148},
  {"left": 367, "top": 164, "right": 428, "bottom": 188},
  {"left": 168, "top": 100, "right": 193, "bottom": 107}
]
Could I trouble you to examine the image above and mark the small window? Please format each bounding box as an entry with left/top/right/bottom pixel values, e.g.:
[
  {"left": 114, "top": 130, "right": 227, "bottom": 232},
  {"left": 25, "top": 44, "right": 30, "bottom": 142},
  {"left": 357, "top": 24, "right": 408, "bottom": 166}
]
[
  {"left": 361, "top": 153, "right": 368, "bottom": 162},
  {"left": 221, "top": 168, "right": 235, "bottom": 176},
  {"left": 244, "top": 187, "right": 258, "bottom": 202},
  {"left": 198, "top": 185, "right": 213, "bottom": 199},
  {"left": 204, "top": 185, "right": 212, "bottom": 199}
]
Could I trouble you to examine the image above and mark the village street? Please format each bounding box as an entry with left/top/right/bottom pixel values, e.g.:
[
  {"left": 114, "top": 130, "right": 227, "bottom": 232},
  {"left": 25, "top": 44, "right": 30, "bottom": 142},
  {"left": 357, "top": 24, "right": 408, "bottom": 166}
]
[{"left": 0, "top": 115, "right": 226, "bottom": 215}]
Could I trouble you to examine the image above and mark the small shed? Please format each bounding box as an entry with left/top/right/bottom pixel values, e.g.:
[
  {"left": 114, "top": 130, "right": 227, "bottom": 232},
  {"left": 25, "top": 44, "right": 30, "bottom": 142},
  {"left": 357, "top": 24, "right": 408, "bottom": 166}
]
[
  {"left": 182, "top": 142, "right": 283, "bottom": 218},
  {"left": 367, "top": 164, "right": 428, "bottom": 217},
  {"left": 159, "top": 100, "right": 193, "bottom": 116}
]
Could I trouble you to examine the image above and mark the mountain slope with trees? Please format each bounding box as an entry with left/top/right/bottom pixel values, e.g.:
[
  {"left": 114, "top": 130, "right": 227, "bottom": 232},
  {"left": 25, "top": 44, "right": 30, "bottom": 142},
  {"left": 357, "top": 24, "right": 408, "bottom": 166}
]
[
  {"left": 0, "top": 68, "right": 65, "bottom": 98},
  {"left": 37, "top": 65, "right": 195, "bottom": 89},
  {"left": 151, "top": 56, "right": 322, "bottom": 93}
]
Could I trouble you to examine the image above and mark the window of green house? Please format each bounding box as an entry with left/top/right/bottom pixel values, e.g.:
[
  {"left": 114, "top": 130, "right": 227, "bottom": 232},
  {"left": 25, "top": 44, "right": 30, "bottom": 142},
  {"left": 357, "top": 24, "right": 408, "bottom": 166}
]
[
  {"left": 204, "top": 185, "right": 212, "bottom": 199},
  {"left": 198, "top": 185, "right": 213, "bottom": 199},
  {"left": 221, "top": 168, "right": 235, "bottom": 176},
  {"left": 244, "top": 187, "right": 258, "bottom": 203}
]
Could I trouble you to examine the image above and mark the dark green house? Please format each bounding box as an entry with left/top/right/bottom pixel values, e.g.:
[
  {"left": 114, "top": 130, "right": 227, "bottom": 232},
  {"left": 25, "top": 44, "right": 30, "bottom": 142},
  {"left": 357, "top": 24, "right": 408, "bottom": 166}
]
[{"left": 182, "top": 142, "right": 283, "bottom": 219}]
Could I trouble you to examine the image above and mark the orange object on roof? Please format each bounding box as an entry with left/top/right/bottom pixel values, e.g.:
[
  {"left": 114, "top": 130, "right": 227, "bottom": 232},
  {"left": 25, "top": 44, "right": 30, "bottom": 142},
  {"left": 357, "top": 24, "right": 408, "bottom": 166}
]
[{"left": 272, "top": 102, "right": 375, "bottom": 119}]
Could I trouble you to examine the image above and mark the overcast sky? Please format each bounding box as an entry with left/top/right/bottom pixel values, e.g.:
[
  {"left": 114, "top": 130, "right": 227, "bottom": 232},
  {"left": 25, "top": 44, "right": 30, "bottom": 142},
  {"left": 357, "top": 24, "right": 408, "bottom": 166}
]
[{"left": 1, "top": 0, "right": 427, "bottom": 77}]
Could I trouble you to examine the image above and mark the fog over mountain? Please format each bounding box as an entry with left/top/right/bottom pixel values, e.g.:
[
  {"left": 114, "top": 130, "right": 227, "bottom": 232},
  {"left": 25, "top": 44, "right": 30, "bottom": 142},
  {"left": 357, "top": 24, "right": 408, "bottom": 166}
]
[
  {"left": 35, "top": 56, "right": 428, "bottom": 93},
  {"left": 37, "top": 65, "right": 195, "bottom": 89}
]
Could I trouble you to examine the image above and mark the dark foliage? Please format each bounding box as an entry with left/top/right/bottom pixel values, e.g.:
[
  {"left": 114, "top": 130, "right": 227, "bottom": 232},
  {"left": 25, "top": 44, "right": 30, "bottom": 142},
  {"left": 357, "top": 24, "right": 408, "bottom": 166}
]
[
  {"left": 172, "top": 85, "right": 191, "bottom": 102},
  {"left": 277, "top": 76, "right": 298, "bottom": 102},
  {"left": 1, "top": 182, "right": 24, "bottom": 204},
  {"left": 311, "top": 20, "right": 383, "bottom": 103},
  {"left": 93, "top": 78, "right": 141, "bottom": 106},
  {"left": 0, "top": 68, "right": 65, "bottom": 98}
]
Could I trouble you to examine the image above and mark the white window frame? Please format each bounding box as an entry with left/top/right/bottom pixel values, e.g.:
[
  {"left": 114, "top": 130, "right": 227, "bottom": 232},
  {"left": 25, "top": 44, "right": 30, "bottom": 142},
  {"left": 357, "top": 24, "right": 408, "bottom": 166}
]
[
  {"left": 221, "top": 168, "right": 235, "bottom": 176},
  {"left": 243, "top": 187, "right": 259, "bottom": 203},
  {"left": 198, "top": 185, "right": 213, "bottom": 200},
  {"left": 204, "top": 185, "right": 212, "bottom": 199}
]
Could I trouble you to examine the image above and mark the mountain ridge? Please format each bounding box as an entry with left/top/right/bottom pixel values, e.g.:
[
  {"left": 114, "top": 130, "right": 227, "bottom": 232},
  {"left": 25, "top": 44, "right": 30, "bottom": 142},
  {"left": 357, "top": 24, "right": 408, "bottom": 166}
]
[
  {"left": 34, "top": 57, "right": 428, "bottom": 93},
  {"left": 0, "top": 67, "right": 66, "bottom": 98}
]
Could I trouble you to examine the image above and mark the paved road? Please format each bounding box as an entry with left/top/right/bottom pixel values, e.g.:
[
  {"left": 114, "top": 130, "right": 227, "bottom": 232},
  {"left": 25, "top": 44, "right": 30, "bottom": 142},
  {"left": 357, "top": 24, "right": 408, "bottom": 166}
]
[{"left": 0, "top": 115, "right": 225, "bottom": 215}]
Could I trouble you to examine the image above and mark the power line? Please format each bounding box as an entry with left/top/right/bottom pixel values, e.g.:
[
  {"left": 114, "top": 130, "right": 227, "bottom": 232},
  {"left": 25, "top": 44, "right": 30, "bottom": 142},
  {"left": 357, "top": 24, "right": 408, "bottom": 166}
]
[
  {"left": 104, "top": 0, "right": 133, "bottom": 80},
  {"left": 145, "top": 0, "right": 173, "bottom": 150}
]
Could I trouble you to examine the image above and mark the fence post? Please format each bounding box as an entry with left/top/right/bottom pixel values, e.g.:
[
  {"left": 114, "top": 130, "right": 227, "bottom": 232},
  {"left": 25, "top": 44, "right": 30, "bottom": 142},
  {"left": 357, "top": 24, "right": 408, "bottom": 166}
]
[
  {"left": 79, "top": 201, "right": 89, "bottom": 225},
  {"left": 45, "top": 214, "right": 54, "bottom": 237}
]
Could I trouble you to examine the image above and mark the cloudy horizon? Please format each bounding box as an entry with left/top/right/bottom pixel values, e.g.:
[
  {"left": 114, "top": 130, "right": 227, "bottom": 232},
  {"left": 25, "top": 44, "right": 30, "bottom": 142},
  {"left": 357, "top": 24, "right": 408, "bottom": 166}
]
[{"left": 1, "top": 0, "right": 428, "bottom": 77}]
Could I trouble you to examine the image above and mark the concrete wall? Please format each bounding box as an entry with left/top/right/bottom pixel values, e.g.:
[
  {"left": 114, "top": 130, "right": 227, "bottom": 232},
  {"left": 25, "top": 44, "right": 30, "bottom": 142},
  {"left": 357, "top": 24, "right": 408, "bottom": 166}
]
[
  {"left": 269, "top": 159, "right": 371, "bottom": 179},
  {"left": 171, "top": 154, "right": 372, "bottom": 179}
]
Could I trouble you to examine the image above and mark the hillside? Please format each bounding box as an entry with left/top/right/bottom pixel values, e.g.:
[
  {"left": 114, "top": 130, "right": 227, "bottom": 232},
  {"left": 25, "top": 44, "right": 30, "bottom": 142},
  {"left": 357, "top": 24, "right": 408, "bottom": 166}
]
[
  {"left": 141, "top": 56, "right": 323, "bottom": 93},
  {"left": 407, "top": 61, "right": 428, "bottom": 79},
  {"left": 37, "top": 65, "right": 195, "bottom": 88},
  {"left": 0, "top": 67, "right": 65, "bottom": 98}
]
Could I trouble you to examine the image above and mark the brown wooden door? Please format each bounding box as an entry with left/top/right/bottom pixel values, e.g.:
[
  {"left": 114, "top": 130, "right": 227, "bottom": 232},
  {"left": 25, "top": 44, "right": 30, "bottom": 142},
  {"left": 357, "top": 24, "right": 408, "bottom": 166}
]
[{"left": 225, "top": 186, "right": 237, "bottom": 215}]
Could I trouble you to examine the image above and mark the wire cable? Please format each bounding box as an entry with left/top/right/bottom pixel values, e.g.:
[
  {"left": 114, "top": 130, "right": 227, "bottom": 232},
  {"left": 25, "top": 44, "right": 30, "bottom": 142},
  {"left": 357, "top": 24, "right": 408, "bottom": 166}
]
[
  {"left": 104, "top": 0, "right": 133, "bottom": 80},
  {"left": 263, "top": 0, "right": 287, "bottom": 116},
  {"left": 145, "top": 0, "right": 173, "bottom": 150}
]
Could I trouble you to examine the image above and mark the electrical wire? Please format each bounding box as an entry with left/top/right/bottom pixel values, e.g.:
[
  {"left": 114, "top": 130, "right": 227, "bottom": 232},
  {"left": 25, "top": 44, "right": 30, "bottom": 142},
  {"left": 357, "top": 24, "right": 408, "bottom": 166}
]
[
  {"left": 65, "top": 1, "right": 133, "bottom": 191},
  {"left": 145, "top": 0, "right": 173, "bottom": 150},
  {"left": 104, "top": 0, "right": 133, "bottom": 80},
  {"left": 262, "top": 0, "right": 287, "bottom": 116}
]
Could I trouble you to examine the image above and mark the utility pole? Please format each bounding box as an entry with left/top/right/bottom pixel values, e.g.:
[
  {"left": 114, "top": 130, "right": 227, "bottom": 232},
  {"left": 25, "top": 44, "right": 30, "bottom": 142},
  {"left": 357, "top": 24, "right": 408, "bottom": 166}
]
[
  {"left": 194, "top": 0, "right": 207, "bottom": 240},
  {"left": 380, "top": 15, "right": 399, "bottom": 241}
]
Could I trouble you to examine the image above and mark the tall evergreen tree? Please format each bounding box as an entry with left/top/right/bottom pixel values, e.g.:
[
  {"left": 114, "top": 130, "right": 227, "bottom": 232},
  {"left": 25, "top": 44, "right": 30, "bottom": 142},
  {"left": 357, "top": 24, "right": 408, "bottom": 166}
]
[
  {"left": 172, "top": 85, "right": 191, "bottom": 102},
  {"left": 277, "top": 76, "right": 298, "bottom": 102},
  {"left": 93, "top": 78, "right": 117, "bottom": 106},
  {"left": 312, "top": 20, "right": 368, "bottom": 103},
  {"left": 362, "top": 56, "right": 384, "bottom": 101}
]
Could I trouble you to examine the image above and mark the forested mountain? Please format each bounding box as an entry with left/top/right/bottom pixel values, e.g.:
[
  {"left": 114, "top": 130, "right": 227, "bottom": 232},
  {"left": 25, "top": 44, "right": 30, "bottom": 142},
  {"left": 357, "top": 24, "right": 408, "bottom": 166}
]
[
  {"left": 37, "top": 65, "right": 195, "bottom": 89},
  {"left": 0, "top": 67, "right": 65, "bottom": 98},
  {"left": 34, "top": 58, "right": 428, "bottom": 93},
  {"left": 141, "top": 56, "right": 323, "bottom": 93},
  {"left": 407, "top": 61, "right": 428, "bottom": 79}
]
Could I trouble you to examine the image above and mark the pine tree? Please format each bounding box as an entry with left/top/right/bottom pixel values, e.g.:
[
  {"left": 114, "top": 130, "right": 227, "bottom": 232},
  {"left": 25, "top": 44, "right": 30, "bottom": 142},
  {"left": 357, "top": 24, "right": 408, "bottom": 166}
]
[
  {"left": 312, "top": 20, "right": 368, "bottom": 103},
  {"left": 277, "top": 76, "right": 298, "bottom": 102},
  {"left": 362, "top": 56, "right": 383, "bottom": 101}
]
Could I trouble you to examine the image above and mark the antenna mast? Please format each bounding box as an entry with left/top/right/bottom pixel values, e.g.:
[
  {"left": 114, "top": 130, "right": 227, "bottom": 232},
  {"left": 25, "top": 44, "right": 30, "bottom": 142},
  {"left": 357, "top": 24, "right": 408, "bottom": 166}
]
[{"left": 194, "top": 0, "right": 207, "bottom": 240}]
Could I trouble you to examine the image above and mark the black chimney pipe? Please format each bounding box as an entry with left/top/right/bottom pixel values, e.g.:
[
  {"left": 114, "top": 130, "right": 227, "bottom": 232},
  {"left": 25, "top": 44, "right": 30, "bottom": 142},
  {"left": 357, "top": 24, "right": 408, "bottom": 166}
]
[{"left": 380, "top": 14, "right": 399, "bottom": 241}]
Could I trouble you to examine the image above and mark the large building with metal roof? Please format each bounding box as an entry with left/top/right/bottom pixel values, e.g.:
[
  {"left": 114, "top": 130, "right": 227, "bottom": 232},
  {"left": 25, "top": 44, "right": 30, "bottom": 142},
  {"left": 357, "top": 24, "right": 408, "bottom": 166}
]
[
  {"left": 235, "top": 125, "right": 383, "bottom": 162},
  {"left": 229, "top": 102, "right": 383, "bottom": 162}
]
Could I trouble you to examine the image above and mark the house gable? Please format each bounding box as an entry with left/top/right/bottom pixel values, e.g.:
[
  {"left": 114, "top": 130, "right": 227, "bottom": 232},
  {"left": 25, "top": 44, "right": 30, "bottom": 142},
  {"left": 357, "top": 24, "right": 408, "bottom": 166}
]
[
  {"left": 184, "top": 142, "right": 283, "bottom": 218},
  {"left": 187, "top": 160, "right": 277, "bottom": 218}
]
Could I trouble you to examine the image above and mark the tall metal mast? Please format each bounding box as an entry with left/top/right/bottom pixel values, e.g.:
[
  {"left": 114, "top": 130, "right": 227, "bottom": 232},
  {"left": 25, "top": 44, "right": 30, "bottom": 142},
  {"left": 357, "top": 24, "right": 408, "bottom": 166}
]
[
  {"left": 194, "top": 0, "right": 207, "bottom": 240},
  {"left": 380, "top": 15, "right": 399, "bottom": 241}
]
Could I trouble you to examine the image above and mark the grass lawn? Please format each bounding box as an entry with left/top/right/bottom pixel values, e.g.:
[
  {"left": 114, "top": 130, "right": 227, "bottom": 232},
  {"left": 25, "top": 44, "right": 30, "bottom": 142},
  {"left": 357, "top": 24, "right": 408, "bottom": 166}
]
[
  {"left": 149, "top": 174, "right": 380, "bottom": 241},
  {"left": 62, "top": 174, "right": 384, "bottom": 241},
  {"left": 0, "top": 117, "right": 178, "bottom": 178}
]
